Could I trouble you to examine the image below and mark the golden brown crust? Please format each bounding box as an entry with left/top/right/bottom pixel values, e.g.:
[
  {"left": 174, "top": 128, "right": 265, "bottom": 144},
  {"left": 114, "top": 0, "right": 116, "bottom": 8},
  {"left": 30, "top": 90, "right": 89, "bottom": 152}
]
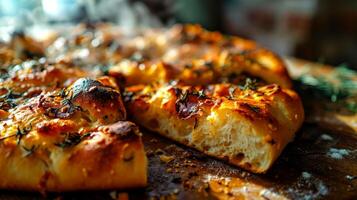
[
  {"left": 108, "top": 24, "right": 292, "bottom": 88},
  {"left": 125, "top": 83, "right": 304, "bottom": 173},
  {"left": 0, "top": 77, "right": 147, "bottom": 192},
  {"left": 0, "top": 23, "right": 302, "bottom": 186},
  {"left": 69, "top": 78, "right": 127, "bottom": 124},
  {"left": 0, "top": 121, "right": 146, "bottom": 192}
]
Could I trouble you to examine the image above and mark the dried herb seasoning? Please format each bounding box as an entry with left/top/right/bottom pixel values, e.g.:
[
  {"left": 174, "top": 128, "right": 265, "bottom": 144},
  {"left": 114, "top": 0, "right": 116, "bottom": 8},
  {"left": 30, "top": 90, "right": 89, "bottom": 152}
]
[
  {"left": 239, "top": 78, "right": 257, "bottom": 91},
  {"left": 22, "top": 145, "right": 38, "bottom": 157},
  {"left": 0, "top": 124, "right": 32, "bottom": 144},
  {"left": 55, "top": 132, "right": 90, "bottom": 148}
]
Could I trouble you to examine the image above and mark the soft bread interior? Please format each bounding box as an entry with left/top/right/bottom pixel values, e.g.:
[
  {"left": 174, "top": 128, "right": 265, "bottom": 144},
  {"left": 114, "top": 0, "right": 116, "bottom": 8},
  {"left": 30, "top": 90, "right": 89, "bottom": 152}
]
[
  {"left": 133, "top": 100, "right": 276, "bottom": 173},
  {"left": 193, "top": 109, "right": 273, "bottom": 172},
  {"left": 152, "top": 116, "right": 271, "bottom": 172},
  {"left": 128, "top": 84, "right": 304, "bottom": 173}
]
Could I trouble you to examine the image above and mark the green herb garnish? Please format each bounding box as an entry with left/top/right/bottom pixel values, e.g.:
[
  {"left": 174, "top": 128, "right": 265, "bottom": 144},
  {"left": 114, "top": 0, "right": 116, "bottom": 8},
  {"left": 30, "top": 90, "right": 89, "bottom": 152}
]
[
  {"left": 16, "top": 124, "right": 32, "bottom": 145},
  {"left": 197, "top": 90, "right": 206, "bottom": 98},
  {"left": 191, "top": 90, "right": 206, "bottom": 99},
  {"left": 22, "top": 145, "right": 38, "bottom": 157},
  {"left": 228, "top": 86, "right": 236, "bottom": 99},
  {"left": 0, "top": 124, "right": 32, "bottom": 144},
  {"left": 245, "top": 104, "right": 260, "bottom": 113},
  {"left": 55, "top": 133, "right": 90, "bottom": 148},
  {"left": 296, "top": 64, "right": 357, "bottom": 113},
  {"left": 239, "top": 78, "right": 257, "bottom": 91},
  {"left": 178, "top": 90, "right": 189, "bottom": 103},
  {"left": 203, "top": 61, "right": 214, "bottom": 69}
]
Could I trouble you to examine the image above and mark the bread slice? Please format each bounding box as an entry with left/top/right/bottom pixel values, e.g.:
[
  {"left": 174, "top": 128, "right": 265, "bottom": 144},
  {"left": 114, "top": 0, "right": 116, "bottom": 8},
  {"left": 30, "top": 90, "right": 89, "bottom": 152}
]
[
  {"left": 0, "top": 78, "right": 147, "bottom": 192},
  {"left": 108, "top": 24, "right": 292, "bottom": 88},
  {"left": 124, "top": 83, "right": 304, "bottom": 173}
]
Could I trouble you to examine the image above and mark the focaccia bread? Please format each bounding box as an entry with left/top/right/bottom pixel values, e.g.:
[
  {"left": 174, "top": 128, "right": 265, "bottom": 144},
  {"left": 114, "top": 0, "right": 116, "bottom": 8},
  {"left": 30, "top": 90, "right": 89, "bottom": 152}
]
[
  {"left": 124, "top": 82, "right": 304, "bottom": 173},
  {"left": 0, "top": 23, "right": 304, "bottom": 183},
  {"left": 24, "top": 24, "right": 291, "bottom": 88},
  {"left": 108, "top": 24, "right": 292, "bottom": 88},
  {"left": 0, "top": 77, "right": 147, "bottom": 192}
]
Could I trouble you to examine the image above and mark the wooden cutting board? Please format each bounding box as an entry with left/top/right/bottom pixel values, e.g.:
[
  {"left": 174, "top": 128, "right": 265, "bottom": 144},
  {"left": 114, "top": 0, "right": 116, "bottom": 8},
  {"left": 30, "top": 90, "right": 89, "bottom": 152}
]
[{"left": 0, "top": 59, "right": 356, "bottom": 200}]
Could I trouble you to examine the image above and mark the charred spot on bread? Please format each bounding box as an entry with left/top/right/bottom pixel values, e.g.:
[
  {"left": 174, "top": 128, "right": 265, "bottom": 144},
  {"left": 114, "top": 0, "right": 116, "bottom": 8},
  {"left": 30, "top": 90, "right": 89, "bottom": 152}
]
[
  {"left": 69, "top": 78, "right": 127, "bottom": 123},
  {"left": 102, "top": 121, "right": 141, "bottom": 141},
  {"left": 173, "top": 88, "right": 199, "bottom": 119},
  {"left": 242, "top": 103, "right": 261, "bottom": 114},
  {"left": 70, "top": 78, "right": 102, "bottom": 98},
  {"left": 171, "top": 87, "right": 210, "bottom": 119},
  {"left": 235, "top": 153, "right": 245, "bottom": 162},
  {"left": 0, "top": 89, "right": 23, "bottom": 110},
  {"left": 55, "top": 132, "right": 90, "bottom": 148}
]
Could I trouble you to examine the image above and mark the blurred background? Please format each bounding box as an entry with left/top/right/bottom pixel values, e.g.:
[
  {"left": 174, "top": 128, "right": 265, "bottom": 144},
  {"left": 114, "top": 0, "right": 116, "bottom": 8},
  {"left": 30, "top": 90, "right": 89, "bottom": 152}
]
[{"left": 0, "top": 0, "right": 356, "bottom": 69}]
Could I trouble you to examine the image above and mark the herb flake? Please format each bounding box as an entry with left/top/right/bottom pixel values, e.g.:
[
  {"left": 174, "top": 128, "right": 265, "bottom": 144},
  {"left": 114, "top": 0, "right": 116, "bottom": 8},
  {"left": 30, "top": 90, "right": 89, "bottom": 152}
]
[{"left": 55, "top": 132, "right": 90, "bottom": 148}]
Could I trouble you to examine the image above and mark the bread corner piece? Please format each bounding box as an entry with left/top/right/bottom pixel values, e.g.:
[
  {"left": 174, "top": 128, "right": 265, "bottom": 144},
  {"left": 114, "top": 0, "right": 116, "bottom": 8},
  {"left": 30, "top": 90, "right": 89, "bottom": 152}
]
[
  {"left": 125, "top": 83, "right": 304, "bottom": 173},
  {"left": 0, "top": 77, "right": 147, "bottom": 192},
  {"left": 0, "top": 121, "right": 147, "bottom": 192},
  {"left": 48, "top": 121, "right": 148, "bottom": 191}
]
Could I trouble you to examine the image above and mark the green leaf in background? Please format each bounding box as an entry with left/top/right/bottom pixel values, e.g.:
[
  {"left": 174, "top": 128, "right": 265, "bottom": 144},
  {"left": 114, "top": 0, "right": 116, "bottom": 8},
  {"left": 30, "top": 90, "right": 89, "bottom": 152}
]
[{"left": 296, "top": 64, "right": 357, "bottom": 113}]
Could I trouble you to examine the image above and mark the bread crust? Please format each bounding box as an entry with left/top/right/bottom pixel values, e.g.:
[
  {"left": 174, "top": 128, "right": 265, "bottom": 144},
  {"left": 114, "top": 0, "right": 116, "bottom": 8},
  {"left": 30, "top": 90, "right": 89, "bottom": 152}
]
[
  {"left": 0, "top": 122, "right": 146, "bottom": 192},
  {"left": 109, "top": 24, "right": 292, "bottom": 88},
  {"left": 0, "top": 23, "right": 303, "bottom": 184},
  {"left": 125, "top": 83, "right": 304, "bottom": 173},
  {"left": 0, "top": 78, "right": 147, "bottom": 192}
]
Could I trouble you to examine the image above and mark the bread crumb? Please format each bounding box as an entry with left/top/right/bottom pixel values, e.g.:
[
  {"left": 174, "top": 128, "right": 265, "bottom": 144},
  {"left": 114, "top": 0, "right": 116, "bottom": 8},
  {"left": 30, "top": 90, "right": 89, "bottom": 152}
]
[
  {"left": 109, "top": 191, "right": 117, "bottom": 199},
  {"left": 302, "top": 172, "right": 312, "bottom": 179},
  {"left": 346, "top": 175, "right": 357, "bottom": 181},
  {"left": 327, "top": 148, "right": 350, "bottom": 159},
  {"left": 316, "top": 182, "right": 328, "bottom": 196},
  {"left": 320, "top": 134, "right": 333, "bottom": 141},
  {"left": 159, "top": 155, "right": 174, "bottom": 163}
]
